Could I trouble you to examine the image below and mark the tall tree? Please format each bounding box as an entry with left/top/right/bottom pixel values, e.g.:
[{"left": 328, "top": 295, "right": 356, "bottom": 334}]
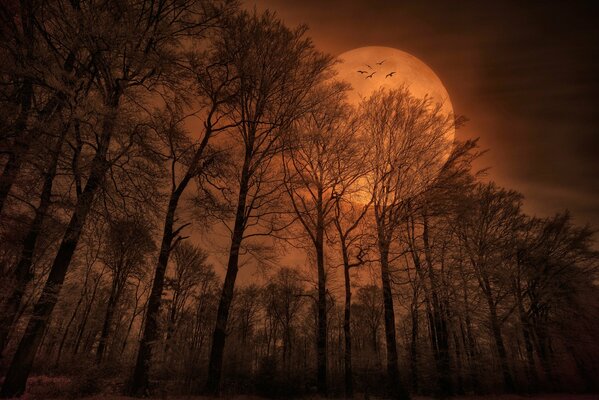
[
  {"left": 455, "top": 182, "right": 524, "bottom": 392},
  {"left": 360, "top": 87, "right": 454, "bottom": 399},
  {"left": 205, "top": 11, "right": 334, "bottom": 395},
  {"left": 96, "top": 216, "right": 154, "bottom": 363},
  {"left": 283, "top": 83, "right": 364, "bottom": 395},
  {"left": 128, "top": 3, "right": 239, "bottom": 388}
]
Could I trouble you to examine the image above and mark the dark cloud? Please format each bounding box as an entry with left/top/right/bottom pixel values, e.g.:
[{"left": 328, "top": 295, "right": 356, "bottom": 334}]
[{"left": 252, "top": 0, "right": 599, "bottom": 227}]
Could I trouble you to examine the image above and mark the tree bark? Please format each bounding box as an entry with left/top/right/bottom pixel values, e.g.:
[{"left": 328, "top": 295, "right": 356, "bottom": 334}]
[
  {"left": 409, "top": 294, "right": 419, "bottom": 393},
  {"left": 205, "top": 165, "right": 249, "bottom": 395},
  {"left": 96, "top": 276, "right": 121, "bottom": 363},
  {"left": 0, "top": 92, "right": 119, "bottom": 398},
  {"left": 315, "top": 189, "right": 328, "bottom": 397},
  {"left": 378, "top": 239, "right": 409, "bottom": 400},
  {"left": 421, "top": 213, "right": 452, "bottom": 397},
  {"left": 342, "top": 250, "right": 353, "bottom": 398},
  {"left": 129, "top": 122, "right": 213, "bottom": 396},
  {"left": 0, "top": 127, "right": 66, "bottom": 357},
  {"left": 54, "top": 288, "right": 84, "bottom": 367},
  {"left": 129, "top": 196, "right": 178, "bottom": 395},
  {"left": 487, "top": 300, "right": 514, "bottom": 392}
]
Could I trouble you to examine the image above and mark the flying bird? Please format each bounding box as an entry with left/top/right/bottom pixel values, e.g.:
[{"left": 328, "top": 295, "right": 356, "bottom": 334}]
[
  {"left": 366, "top": 72, "right": 376, "bottom": 79},
  {"left": 376, "top": 59, "right": 386, "bottom": 65},
  {"left": 357, "top": 70, "right": 368, "bottom": 74},
  {"left": 385, "top": 71, "right": 396, "bottom": 78},
  {"left": 365, "top": 64, "right": 373, "bottom": 70}
]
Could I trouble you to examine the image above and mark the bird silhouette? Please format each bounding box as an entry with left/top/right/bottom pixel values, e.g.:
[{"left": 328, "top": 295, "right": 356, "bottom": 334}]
[
  {"left": 357, "top": 70, "right": 367, "bottom": 74},
  {"left": 365, "top": 64, "right": 373, "bottom": 70},
  {"left": 366, "top": 72, "right": 376, "bottom": 79},
  {"left": 385, "top": 71, "right": 396, "bottom": 78},
  {"left": 376, "top": 59, "right": 386, "bottom": 65}
]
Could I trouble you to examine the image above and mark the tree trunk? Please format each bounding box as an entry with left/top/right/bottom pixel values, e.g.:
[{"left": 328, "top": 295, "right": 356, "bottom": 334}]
[
  {"left": 73, "top": 268, "right": 105, "bottom": 355},
  {"left": 96, "top": 276, "right": 121, "bottom": 363},
  {"left": 453, "top": 330, "right": 465, "bottom": 395},
  {"left": 0, "top": 127, "right": 66, "bottom": 357},
  {"left": 378, "top": 240, "right": 409, "bottom": 400},
  {"left": 163, "top": 292, "right": 179, "bottom": 363},
  {"left": 205, "top": 156, "right": 251, "bottom": 395},
  {"left": 129, "top": 123, "right": 212, "bottom": 396},
  {"left": 54, "top": 289, "right": 84, "bottom": 367},
  {"left": 129, "top": 196, "right": 178, "bottom": 396},
  {"left": 0, "top": 92, "right": 119, "bottom": 398},
  {"left": 421, "top": 213, "right": 452, "bottom": 397},
  {"left": 205, "top": 230, "right": 242, "bottom": 395},
  {"left": 517, "top": 296, "right": 537, "bottom": 390},
  {"left": 315, "top": 192, "right": 328, "bottom": 397},
  {"left": 409, "top": 296, "right": 419, "bottom": 393},
  {"left": 342, "top": 245, "right": 353, "bottom": 398},
  {"left": 488, "top": 301, "right": 514, "bottom": 392}
]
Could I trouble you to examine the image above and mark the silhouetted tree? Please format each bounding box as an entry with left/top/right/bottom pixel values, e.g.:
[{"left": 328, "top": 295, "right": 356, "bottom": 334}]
[
  {"left": 360, "top": 87, "right": 454, "bottom": 399},
  {"left": 205, "top": 10, "right": 334, "bottom": 395}
]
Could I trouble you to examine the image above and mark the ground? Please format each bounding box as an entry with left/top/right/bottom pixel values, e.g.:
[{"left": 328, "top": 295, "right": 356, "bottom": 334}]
[{"left": 8, "top": 376, "right": 598, "bottom": 400}]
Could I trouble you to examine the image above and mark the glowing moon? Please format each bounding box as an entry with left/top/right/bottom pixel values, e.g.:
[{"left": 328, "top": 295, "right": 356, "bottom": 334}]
[
  {"left": 335, "top": 46, "right": 455, "bottom": 141},
  {"left": 335, "top": 46, "right": 456, "bottom": 203}
]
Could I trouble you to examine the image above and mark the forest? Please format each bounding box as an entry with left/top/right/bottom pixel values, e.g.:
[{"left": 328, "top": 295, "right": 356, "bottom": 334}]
[{"left": 0, "top": 1, "right": 598, "bottom": 399}]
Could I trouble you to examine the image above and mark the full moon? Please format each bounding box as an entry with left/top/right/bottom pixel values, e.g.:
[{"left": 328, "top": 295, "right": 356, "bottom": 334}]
[
  {"left": 335, "top": 46, "right": 455, "bottom": 142},
  {"left": 335, "top": 46, "right": 456, "bottom": 203}
]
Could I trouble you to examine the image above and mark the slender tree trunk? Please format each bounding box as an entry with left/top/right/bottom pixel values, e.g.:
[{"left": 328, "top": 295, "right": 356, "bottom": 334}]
[
  {"left": 315, "top": 191, "right": 328, "bottom": 397},
  {"left": 342, "top": 245, "right": 353, "bottom": 398},
  {"left": 0, "top": 128, "right": 66, "bottom": 357},
  {"left": 409, "top": 295, "right": 419, "bottom": 393},
  {"left": 453, "top": 330, "right": 465, "bottom": 395},
  {"left": 422, "top": 213, "right": 452, "bottom": 397},
  {"left": 459, "top": 262, "right": 479, "bottom": 391},
  {"left": 0, "top": 92, "right": 119, "bottom": 399},
  {"left": 487, "top": 300, "right": 514, "bottom": 392},
  {"left": 517, "top": 296, "right": 537, "bottom": 390},
  {"left": 163, "top": 294, "right": 179, "bottom": 363},
  {"left": 129, "top": 124, "right": 212, "bottom": 396},
  {"left": 378, "top": 240, "right": 409, "bottom": 400},
  {"left": 73, "top": 268, "right": 104, "bottom": 355},
  {"left": 54, "top": 290, "right": 84, "bottom": 367},
  {"left": 121, "top": 301, "right": 141, "bottom": 355},
  {"left": 534, "top": 323, "right": 554, "bottom": 385},
  {"left": 129, "top": 196, "right": 178, "bottom": 395},
  {"left": 205, "top": 170, "right": 248, "bottom": 395},
  {"left": 96, "top": 277, "right": 121, "bottom": 363}
]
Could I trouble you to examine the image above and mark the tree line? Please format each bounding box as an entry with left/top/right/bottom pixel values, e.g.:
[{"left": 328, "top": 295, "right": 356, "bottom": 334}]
[{"left": 0, "top": 0, "right": 597, "bottom": 398}]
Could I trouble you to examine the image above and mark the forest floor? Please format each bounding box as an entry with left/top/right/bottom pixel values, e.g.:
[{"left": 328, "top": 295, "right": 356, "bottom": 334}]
[{"left": 11, "top": 376, "right": 598, "bottom": 400}]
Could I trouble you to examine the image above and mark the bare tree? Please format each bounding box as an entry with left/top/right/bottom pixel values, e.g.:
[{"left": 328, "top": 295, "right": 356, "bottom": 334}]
[
  {"left": 128, "top": 7, "right": 239, "bottom": 388},
  {"left": 204, "top": 10, "right": 334, "bottom": 395},
  {"left": 283, "top": 83, "right": 367, "bottom": 395},
  {"left": 332, "top": 198, "right": 371, "bottom": 398},
  {"left": 454, "top": 182, "right": 523, "bottom": 392},
  {"left": 360, "top": 86, "right": 454, "bottom": 399},
  {"left": 163, "top": 242, "right": 211, "bottom": 361},
  {"left": 96, "top": 216, "right": 154, "bottom": 363}
]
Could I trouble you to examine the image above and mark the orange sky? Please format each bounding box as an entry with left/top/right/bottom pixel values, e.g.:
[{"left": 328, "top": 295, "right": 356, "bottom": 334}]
[{"left": 249, "top": 0, "right": 599, "bottom": 229}]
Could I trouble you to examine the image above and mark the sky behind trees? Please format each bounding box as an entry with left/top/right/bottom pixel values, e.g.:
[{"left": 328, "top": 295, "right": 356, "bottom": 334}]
[{"left": 253, "top": 0, "right": 599, "bottom": 228}]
